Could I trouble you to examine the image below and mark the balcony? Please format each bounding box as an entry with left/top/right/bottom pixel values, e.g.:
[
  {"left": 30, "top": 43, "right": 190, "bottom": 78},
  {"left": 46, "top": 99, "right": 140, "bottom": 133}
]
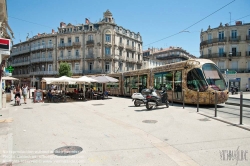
[
  {"left": 58, "top": 43, "right": 65, "bottom": 49},
  {"left": 82, "top": 69, "right": 102, "bottom": 74},
  {"left": 11, "top": 48, "right": 31, "bottom": 56},
  {"left": 228, "top": 52, "right": 241, "bottom": 57},
  {"left": 30, "top": 57, "right": 54, "bottom": 63},
  {"left": 46, "top": 44, "right": 54, "bottom": 50},
  {"left": 118, "top": 43, "right": 124, "bottom": 48},
  {"left": 229, "top": 36, "right": 241, "bottom": 43},
  {"left": 72, "top": 70, "right": 82, "bottom": 74},
  {"left": 58, "top": 55, "right": 80, "bottom": 61},
  {"left": 73, "top": 42, "right": 81, "bottom": 48},
  {"left": 137, "top": 60, "right": 142, "bottom": 64},
  {"left": 119, "top": 56, "right": 125, "bottom": 62},
  {"left": 85, "top": 54, "right": 94, "bottom": 60},
  {"left": 11, "top": 61, "right": 30, "bottom": 67},
  {"left": 86, "top": 40, "right": 94, "bottom": 46},
  {"left": 200, "top": 37, "right": 227, "bottom": 47},
  {"left": 30, "top": 71, "right": 58, "bottom": 75}
]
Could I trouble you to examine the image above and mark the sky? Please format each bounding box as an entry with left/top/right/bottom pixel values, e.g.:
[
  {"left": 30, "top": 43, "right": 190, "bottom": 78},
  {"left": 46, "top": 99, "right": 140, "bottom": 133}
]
[{"left": 7, "top": 0, "right": 250, "bottom": 57}]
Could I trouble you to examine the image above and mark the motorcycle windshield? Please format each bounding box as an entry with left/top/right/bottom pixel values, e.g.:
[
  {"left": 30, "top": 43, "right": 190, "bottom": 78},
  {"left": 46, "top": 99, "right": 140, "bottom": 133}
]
[{"left": 202, "top": 63, "right": 227, "bottom": 91}]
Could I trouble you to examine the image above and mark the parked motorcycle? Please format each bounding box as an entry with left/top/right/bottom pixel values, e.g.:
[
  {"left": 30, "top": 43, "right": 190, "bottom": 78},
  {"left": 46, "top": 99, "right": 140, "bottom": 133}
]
[
  {"left": 230, "top": 86, "right": 238, "bottom": 95},
  {"left": 131, "top": 90, "right": 147, "bottom": 107},
  {"left": 145, "top": 88, "right": 169, "bottom": 110}
]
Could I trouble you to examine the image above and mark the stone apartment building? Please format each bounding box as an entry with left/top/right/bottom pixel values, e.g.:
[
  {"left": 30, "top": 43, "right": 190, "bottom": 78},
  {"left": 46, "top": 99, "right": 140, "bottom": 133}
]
[
  {"left": 200, "top": 21, "right": 250, "bottom": 91},
  {"left": 142, "top": 46, "right": 195, "bottom": 68},
  {"left": 9, "top": 10, "right": 143, "bottom": 88}
]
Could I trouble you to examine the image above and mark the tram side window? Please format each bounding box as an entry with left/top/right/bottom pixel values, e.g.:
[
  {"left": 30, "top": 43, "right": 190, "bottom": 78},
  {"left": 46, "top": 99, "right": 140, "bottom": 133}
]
[
  {"left": 163, "top": 72, "right": 173, "bottom": 90},
  {"left": 187, "top": 68, "right": 208, "bottom": 92}
]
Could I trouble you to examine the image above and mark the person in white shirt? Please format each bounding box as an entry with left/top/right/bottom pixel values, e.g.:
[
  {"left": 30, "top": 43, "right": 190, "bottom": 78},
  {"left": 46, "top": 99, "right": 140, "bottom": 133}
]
[{"left": 22, "top": 84, "right": 28, "bottom": 104}]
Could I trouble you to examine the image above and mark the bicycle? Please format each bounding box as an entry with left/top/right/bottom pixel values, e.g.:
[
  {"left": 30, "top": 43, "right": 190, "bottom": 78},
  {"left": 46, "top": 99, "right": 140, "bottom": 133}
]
[{"left": 52, "top": 94, "right": 71, "bottom": 103}]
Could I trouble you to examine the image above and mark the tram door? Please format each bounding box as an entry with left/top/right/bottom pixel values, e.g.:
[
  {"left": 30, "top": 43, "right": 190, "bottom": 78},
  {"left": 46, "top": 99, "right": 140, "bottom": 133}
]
[{"left": 174, "top": 71, "right": 182, "bottom": 100}]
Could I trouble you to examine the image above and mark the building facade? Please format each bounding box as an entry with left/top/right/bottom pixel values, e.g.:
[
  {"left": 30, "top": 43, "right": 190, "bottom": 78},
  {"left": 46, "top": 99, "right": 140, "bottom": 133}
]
[
  {"left": 142, "top": 47, "right": 195, "bottom": 68},
  {"left": 9, "top": 10, "right": 143, "bottom": 88},
  {"left": 200, "top": 22, "right": 250, "bottom": 91}
]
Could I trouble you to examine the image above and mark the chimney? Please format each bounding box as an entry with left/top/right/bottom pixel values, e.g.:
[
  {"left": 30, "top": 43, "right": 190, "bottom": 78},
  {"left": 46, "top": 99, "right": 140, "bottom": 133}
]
[
  {"left": 60, "top": 22, "right": 66, "bottom": 28},
  {"left": 52, "top": 29, "right": 55, "bottom": 34},
  {"left": 235, "top": 21, "right": 242, "bottom": 25}
]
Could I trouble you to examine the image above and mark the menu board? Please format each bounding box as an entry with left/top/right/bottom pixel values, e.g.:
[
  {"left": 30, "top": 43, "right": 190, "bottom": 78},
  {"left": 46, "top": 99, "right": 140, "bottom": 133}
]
[{"left": 33, "top": 90, "right": 43, "bottom": 103}]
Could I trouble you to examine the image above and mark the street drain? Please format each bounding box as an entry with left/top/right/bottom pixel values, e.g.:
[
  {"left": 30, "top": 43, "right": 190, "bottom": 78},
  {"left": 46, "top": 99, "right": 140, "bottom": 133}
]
[
  {"left": 142, "top": 120, "right": 158, "bottom": 124},
  {"left": 54, "top": 146, "right": 83, "bottom": 156},
  {"left": 199, "top": 118, "right": 210, "bottom": 121},
  {"left": 92, "top": 104, "right": 104, "bottom": 106},
  {"left": 23, "top": 107, "right": 33, "bottom": 109}
]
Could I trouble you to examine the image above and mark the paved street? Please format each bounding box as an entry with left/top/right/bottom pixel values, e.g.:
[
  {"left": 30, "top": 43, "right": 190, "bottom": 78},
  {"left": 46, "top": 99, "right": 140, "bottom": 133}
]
[{"left": 1, "top": 96, "right": 250, "bottom": 166}]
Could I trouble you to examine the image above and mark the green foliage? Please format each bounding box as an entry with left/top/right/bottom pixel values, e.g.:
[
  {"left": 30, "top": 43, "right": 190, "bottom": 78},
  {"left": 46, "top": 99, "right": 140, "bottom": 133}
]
[{"left": 58, "top": 62, "right": 72, "bottom": 77}]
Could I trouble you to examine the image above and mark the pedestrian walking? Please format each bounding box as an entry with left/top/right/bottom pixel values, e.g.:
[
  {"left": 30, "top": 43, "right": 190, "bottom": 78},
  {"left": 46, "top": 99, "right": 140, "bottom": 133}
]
[{"left": 22, "top": 84, "right": 28, "bottom": 104}]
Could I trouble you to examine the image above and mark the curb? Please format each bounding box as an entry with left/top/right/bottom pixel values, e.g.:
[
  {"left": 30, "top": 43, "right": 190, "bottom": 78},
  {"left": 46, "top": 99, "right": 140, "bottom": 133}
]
[
  {"left": 225, "top": 102, "right": 250, "bottom": 108},
  {"left": 197, "top": 112, "right": 250, "bottom": 131}
]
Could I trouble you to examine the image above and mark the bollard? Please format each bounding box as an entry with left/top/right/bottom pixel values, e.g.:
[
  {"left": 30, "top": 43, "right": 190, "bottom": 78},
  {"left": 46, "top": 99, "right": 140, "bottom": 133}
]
[
  {"left": 197, "top": 89, "right": 199, "bottom": 112},
  {"left": 215, "top": 91, "right": 217, "bottom": 117},
  {"left": 171, "top": 90, "right": 174, "bottom": 106},
  {"left": 240, "top": 91, "right": 243, "bottom": 125},
  {"left": 182, "top": 90, "right": 185, "bottom": 109}
]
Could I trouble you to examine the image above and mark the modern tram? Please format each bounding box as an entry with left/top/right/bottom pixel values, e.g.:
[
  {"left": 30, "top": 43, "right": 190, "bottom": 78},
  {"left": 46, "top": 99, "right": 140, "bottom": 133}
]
[{"left": 106, "top": 59, "right": 229, "bottom": 105}]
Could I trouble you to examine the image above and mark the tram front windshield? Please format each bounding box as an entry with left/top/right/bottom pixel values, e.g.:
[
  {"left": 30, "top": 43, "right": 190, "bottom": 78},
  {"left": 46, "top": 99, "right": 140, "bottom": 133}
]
[{"left": 202, "top": 63, "right": 226, "bottom": 91}]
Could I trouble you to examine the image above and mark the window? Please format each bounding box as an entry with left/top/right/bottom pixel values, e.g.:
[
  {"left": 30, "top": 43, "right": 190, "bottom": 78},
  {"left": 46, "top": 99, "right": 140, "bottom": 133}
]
[
  {"left": 208, "top": 48, "right": 212, "bottom": 56},
  {"left": 105, "top": 47, "right": 110, "bottom": 55},
  {"left": 132, "top": 53, "right": 134, "bottom": 59},
  {"left": 127, "top": 39, "right": 129, "bottom": 45},
  {"left": 127, "top": 52, "right": 129, "bottom": 58},
  {"left": 105, "top": 62, "right": 110, "bottom": 72},
  {"left": 68, "top": 63, "right": 72, "bottom": 71},
  {"left": 218, "top": 31, "right": 224, "bottom": 40},
  {"left": 120, "top": 37, "right": 122, "bottom": 43},
  {"left": 89, "top": 62, "right": 93, "bottom": 71},
  {"left": 187, "top": 68, "right": 207, "bottom": 92},
  {"left": 119, "top": 50, "right": 122, "bottom": 56},
  {"left": 231, "top": 30, "right": 237, "bottom": 39},
  {"left": 132, "top": 41, "right": 134, "bottom": 48},
  {"left": 249, "top": 29, "right": 250, "bottom": 36},
  {"left": 42, "top": 40, "right": 45, "bottom": 46},
  {"left": 88, "top": 35, "right": 93, "bottom": 41},
  {"left": 60, "top": 51, "right": 63, "bottom": 57},
  {"left": 119, "top": 63, "right": 123, "bottom": 72},
  {"left": 42, "top": 52, "right": 45, "bottom": 58},
  {"left": 49, "top": 40, "right": 52, "bottom": 45},
  {"left": 218, "top": 47, "right": 224, "bottom": 56},
  {"left": 48, "top": 64, "right": 52, "bottom": 71},
  {"left": 75, "top": 37, "right": 79, "bottom": 42},
  {"left": 68, "top": 38, "right": 71, "bottom": 43},
  {"left": 105, "top": 34, "right": 111, "bottom": 42},
  {"left": 76, "top": 50, "right": 79, "bottom": 56},
  {"left": 218, "top": 61, "right": 224, "bottom": 69},
  {"left": 75, "top": 63, "right": 79, "bottom": 71},
  {"left": 68, "top": 50, "right": 71, "bottom": 56},
  {"left": 231, "top": 61, "right": 238, "bottom": 70},
  {"left": 88, "top": 47, "right": 93, "bottom": 55},
  {"left": 138, "top": 54, "right": 140, "bottom": 60},
  {"left": 208, "top": 33, "right": 212, "bottom": 43},
  {"left": 38, "top": 42, "right": 40, "bottom": 47}
]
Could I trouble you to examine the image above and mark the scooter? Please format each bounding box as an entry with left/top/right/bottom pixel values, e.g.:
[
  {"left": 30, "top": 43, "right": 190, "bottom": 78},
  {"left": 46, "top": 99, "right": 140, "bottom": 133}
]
[
  {"left": 145, "top": 89, "right": 169, "bottom": 110},
  {"left": 131, "top": 92, "right": 147, "bottom": 107}
]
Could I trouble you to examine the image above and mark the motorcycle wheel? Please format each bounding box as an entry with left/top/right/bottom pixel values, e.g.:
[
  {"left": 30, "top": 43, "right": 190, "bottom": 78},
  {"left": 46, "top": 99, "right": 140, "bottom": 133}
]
[
  {"left": 134, "top": 100, "right": 141, "bottom": 107},
  {"left": 53, "top": 96, "right": 59, "bottom": 103},
  {"left": 166, "top": 101, "right": 169, "bottom": 108},
  {"left": 146, "top": 102, "right": 153, "bottom": 110}
]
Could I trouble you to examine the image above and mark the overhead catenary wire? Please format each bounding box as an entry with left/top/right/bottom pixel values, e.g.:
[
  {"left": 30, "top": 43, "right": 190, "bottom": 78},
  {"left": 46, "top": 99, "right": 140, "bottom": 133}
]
[{"left": 143, "top": 0, "right": 237, "bottom": 47}]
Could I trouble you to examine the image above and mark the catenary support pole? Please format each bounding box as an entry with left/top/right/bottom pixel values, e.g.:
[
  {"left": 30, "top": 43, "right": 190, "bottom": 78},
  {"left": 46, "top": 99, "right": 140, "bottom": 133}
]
[{"left": 240, "top": 91, "right": 243, "bottom": 125}]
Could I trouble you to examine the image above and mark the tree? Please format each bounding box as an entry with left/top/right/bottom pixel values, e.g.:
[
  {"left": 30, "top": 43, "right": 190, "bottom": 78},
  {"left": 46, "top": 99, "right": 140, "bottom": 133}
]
[{"left": 58, "top": 62, "right": 72, "bottom": 77}]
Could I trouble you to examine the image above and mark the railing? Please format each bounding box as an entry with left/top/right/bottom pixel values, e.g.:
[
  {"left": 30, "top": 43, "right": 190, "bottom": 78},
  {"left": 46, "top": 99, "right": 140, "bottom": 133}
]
[
  {"left": 86, "top": 54, "right": 94, "bottom": 59},
  {"left": 58, "top": 43, "right": 65, "bottom": 47},
  {"left": 11, "top": 48, "right": 31, "bottom": 56},
  {"left": 220, "top": 68, "right": 250, "bottom": 74},
  {"left": 118, "top": 43, "right": 124, "bottom": 47},
  {"left": 82, "top": 69, "right": 102, "bottom": 74},
  {"left": 30, "top": 57, "right": 53, "bottom": 63},
  {"left": 65, "top": 43, "right": 73, "bottom": 47},
  {"left": 72, "top": 70, "right": 82, "bottom": 74},
  {"left": 11, "top": 61, "right": 30, "bottom": 66},
  {"left": 86, "top": 40, "right": 94, "bottom": 45},
  {"left": 228, "top": 52, "right": 241, "bottom": 57},
  {"left": 200, "top": 37, "right": 227, "bottom": 47},
  {"left": 58, "top": 56, "right": 80, "bottom": 61},
  {"left": 229, "top": 36, "right": 241, "bottom": 42},
  {"left": 30, "top": 71, "right": 58, "bottom": 75},
  {"left": 73, "top": 42, "right": 81, "bottom": 47},
  {"left": 201, "top": 53, "right": 227, "bottom": 58}
]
